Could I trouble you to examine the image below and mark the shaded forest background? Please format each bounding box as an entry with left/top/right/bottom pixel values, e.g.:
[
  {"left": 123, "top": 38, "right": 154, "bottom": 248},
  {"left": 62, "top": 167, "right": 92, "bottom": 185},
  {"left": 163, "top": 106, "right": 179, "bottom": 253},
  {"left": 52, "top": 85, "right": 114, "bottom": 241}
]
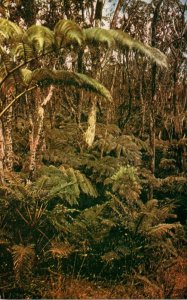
[{"left": 0, "top": 0, "right": 186, "bottom": 298}]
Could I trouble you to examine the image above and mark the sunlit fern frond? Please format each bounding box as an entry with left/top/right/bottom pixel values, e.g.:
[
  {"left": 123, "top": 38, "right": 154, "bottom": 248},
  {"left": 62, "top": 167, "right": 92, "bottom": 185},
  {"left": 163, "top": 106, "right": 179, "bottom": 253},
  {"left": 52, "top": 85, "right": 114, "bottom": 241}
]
[
  {"left": 0, "top": 18, "right": 23, "bottom": 42},
  {"left": 36, "top": 165, "right": 97, "bottom": 206},
  {"left": 147, "top": 223, "right": 182, "bottom": 237},
  {"left": 14, "top": 42, "right": 35, "bottom": 62},
  {"left": 54, "top": 19, "right": 84, "bottom": 48},
  {"left": 110, "top": 30, "right": 168, "bottom": 68},
  {"left": 104, "top": 166, "right": 142, "bottom": 201},
  {"left": 23, "top": 25, "right": 54, "bottom": 54},
  {"left": 84, "top": 28, "right": 116, "bottom": 48},
  {"left": 12, "top": 244, "right": 35, "bottom": 282},
  {"left": 48, "top": 240, "right": 74, "bottom": 258},
  {"left": 22, "top": 68, "right": 112, "bottom": 101},
  {"left": 59, "top": 166, "right": 98, "bottom": 198},
  {"left": 84, "top": 28, "right": 168, "bottom": 68}
]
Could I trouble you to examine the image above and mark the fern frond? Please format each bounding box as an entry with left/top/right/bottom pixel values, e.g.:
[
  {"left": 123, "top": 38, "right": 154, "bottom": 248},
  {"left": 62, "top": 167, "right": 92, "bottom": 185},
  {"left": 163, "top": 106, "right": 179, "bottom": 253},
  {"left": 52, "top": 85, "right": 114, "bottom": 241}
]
[
  {"left": 148, "top": 223, "right": 182, "bottom": 237},
  {"left": 37, "top": 165, "right": 97, "bottom": 206},
  {"left": 23, "top": 68, "right": 112, "bottom": 101},
  {"left": 93, "top": 134, "right": 142, "bottom": 165},
  {"left": 84, "top": 28, "right": 115, "bottom": 48},
  {"left": 14, "top": 42, "right": 35, "bottom": 62},
  {"left": 105, "top": 166, "right": 141, "bottom": 201},
  {"left": 12, "top": 244, "right": 35, "bottom": 282},
  {"left": 23, "top": 25, "right": 54, "bottom": 54},
  {"left": 0, "top": 18, "right": 23, "bottom": 42},
  {"left": 54, "top": 19, "right": 84, "bottom": 48},
  {"left": 84, "top": 28, "right": 168, "bottom": 67},
  {"left": 60, "top": 166, "right": 98, "bottom": 198},
  {"left": 110, "top": 30, "right": 168, "bottom": 67},
  {"left": 48, "top": 240, "right": 74, "bottom": 258}
]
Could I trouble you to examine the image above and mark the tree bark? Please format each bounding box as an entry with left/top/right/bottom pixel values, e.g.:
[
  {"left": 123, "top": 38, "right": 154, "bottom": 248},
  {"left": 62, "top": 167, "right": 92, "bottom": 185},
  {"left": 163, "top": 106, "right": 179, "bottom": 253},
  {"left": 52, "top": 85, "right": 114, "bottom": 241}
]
[
  {"left": 95, "top": 0, "right": 104, "bottom": 27},
  {"left": 148, "top": 0, "right": 164, "bottom": 199},
  {"left": 0, "top": 119, "right": 5, "bottom": 184},
  {"left": 110, "top": 0, "right": 123, "bottom": 29},
  {"left": 3, "top": 105, "right": 13, "bottom": 171},
  {"left": 28, "top": 86, "right": 54, "bottom": 179},
  {"left": 84, "top": 97, "right": 97, "bottom": 147}
]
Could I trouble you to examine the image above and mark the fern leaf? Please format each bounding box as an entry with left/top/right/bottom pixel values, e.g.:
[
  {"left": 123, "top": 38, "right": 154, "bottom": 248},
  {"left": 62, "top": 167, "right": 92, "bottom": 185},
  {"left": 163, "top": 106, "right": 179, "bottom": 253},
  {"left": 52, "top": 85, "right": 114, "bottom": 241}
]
[
  {"left": 14, "top": 42, "right": 35, "bottom": 62},
  {"left": 148, "top": 223, "right": 182, "bottom": 237},
  {"left": 84, "top": 28, "right": 115, "bottom": 48},
  {"left": 12, "top": 244, "right": 35, "bottom": 282},
  {"left": 84, "top": 27, "right": 167, "bottom": 67},
  {"left": 48, "top": 240, "right": 74, "bottom": 258},
  {"left": 110, "top": 29, "right": 168, "bottom": 67},
  {"left": 54, "top": 19, "right": 84, "bottom": 48},
  {"left": 23, "top": 68, "right": 112, "bottom": 101},
  {"left": 23, "top": 25, "right": 54, "bottom": 54},
  {"left": 0, "top": 18, "right": 23, "bottom": 42}
]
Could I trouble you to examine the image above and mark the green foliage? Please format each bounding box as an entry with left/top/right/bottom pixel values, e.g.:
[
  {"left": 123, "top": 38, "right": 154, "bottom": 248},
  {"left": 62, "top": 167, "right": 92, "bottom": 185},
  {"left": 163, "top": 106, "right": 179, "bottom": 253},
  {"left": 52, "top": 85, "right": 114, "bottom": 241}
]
[
  {"left": 84, "top": 28, "right": 168, "bottom": 67},
  {"left": 23, "top": 25, "right": 54, "bottom": 53},
  {"left": 0, "top": 12, "right": 185, "bottom": 299},
  {"left": 22, "top": 68, "right": 112, "bottom": 101},
  {"left": 54, "top": 19, "right": 84, "bottom": 48},
  {"left": 37, "top": 165, "right": 98, "bottom": 205},
  {"left": 0, "top": 18, "right": 23, "bottom": 42},
  {"left": 64, "top": 183, "right": 182, "bottom": 277},
  {"left": 93, "top": 134, "right": 144, "bottom": 164},
  {"left": 104, "top": 166, "right": 141, "bottom": 200}
]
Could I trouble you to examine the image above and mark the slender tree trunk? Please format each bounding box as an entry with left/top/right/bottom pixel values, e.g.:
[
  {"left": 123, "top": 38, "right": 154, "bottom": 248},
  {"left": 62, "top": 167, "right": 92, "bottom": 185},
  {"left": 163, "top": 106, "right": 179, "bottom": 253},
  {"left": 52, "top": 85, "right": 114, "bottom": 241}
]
[
  {"left": 94, "top": 0, "right": 104, "bottom": 27},
  {"left": 64, "top": 0, "right": 72, "bottom": 19},
  {"left": 139, "top": 78, "right": 145, "bottom": 137},
  {"left": 148, "top": 0, "right": 164, "bottom": 199},
  {"left": 0, "top": 119, "right": 5, "bottom": 184},
  {"left": 110, "top": 0, "right": 123, "bottom": 29},
  {"left": 84, "top": 0, "right": 104, "bottom": 147},
  {"left": 84, "top": 97, "right": 97, "bottom": 147},
  {"left": 28, "top": 86, "right": 54, "bottom": 179},
  {"left": 3, "top": 105, "right": 13, "bottom": 170}
]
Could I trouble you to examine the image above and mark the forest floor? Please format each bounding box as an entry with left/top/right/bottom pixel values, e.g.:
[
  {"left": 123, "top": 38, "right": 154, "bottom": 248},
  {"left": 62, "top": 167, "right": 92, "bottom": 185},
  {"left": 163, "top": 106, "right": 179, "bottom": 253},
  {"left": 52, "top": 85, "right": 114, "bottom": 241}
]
[{"left": 28, "top": 257, "right": 187, "bottom": 299}]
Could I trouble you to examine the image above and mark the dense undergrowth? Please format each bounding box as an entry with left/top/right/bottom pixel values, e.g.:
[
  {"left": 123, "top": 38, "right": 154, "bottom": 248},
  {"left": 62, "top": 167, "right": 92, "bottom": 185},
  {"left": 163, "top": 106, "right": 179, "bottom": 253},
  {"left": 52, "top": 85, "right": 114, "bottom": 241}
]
[{"left": 0, "top": 120, "right": 186, "bottom": 299}]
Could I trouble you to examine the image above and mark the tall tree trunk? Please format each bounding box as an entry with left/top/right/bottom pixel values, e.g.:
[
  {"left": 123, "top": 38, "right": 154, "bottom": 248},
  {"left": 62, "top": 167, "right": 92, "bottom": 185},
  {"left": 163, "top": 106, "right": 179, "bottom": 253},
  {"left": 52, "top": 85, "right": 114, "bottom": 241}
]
[
  {"left": 110, "top": 0, "right": 123, "bottom": 29},
  {"left": 64, "top": 0, "right": 72, "bottom": 19},
  {"left": 84, "top": 0, "right": 104, "bottom": 147},
  {"left": 0, "top": 120, "right": 5, "bottom": 184},
  {"left": 28, "top": 86, "right": 54, "bottom": 179},
  {"left": 148, "top": 0, "right": 164, "bottom": 199},
  {"left": 84, "top": 97, "right": 97, "bottom": 147},
  {"left": 94, "top": 0, "right": 104, "bottom": 27},
  {"left": 3, "top": 105, "right": 13, "bottom": 171}
]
